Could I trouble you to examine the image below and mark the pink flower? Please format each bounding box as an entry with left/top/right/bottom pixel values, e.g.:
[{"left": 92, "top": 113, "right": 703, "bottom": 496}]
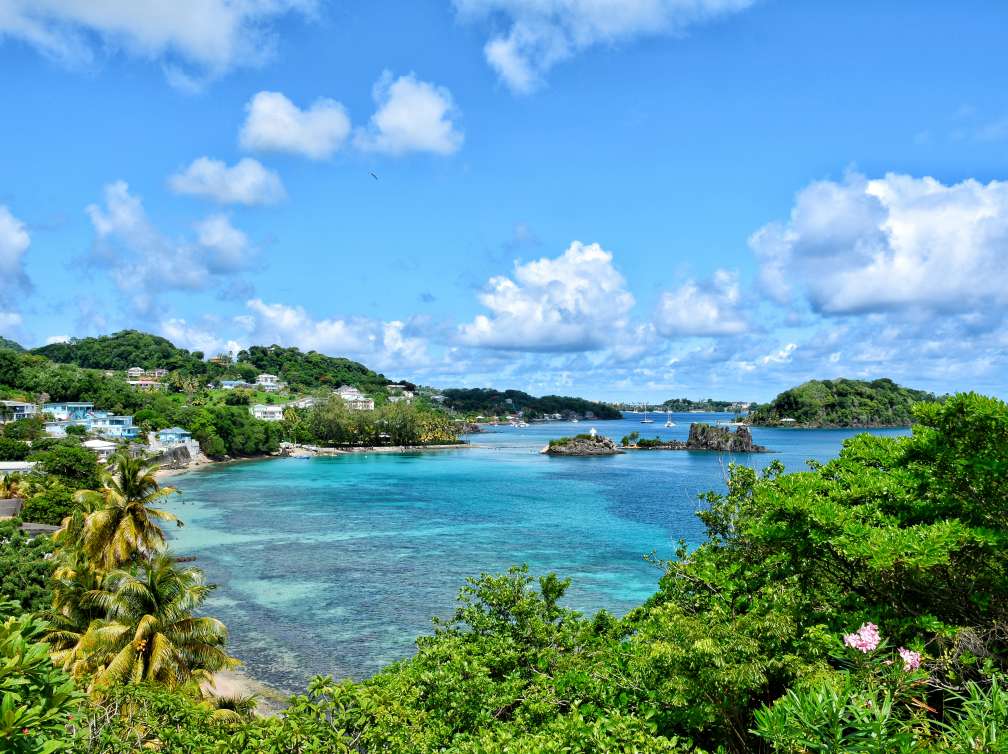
[
  {"left": 843, "top": 622, "right": 881, "bottom": 653},
  {"left": 898, "top": 647, "right": 921, "bottom": 671}
]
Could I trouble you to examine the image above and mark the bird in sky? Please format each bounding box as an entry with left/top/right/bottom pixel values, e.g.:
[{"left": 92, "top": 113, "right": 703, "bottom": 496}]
[{"left": 370, "top": 172, "right": 378, "bottom": 180}]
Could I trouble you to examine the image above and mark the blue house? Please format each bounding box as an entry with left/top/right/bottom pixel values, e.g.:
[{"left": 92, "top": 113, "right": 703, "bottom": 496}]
[
  {"left": 90, "top": 411, "right": 140, "bottom": 440},
  {"left": 42, "top": 402, "right": 94, "bottom": 421},
  {"left": 157, "top": 427, "right": 192, "bottom": 446}
]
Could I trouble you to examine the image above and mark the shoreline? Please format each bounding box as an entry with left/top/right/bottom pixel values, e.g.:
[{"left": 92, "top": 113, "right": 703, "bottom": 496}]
[
  {"left": 204, "top": 669, "right": 290, "bottom": 717},
  {"left": 155, "top": 444, "right": 472, "bottom": 480}
]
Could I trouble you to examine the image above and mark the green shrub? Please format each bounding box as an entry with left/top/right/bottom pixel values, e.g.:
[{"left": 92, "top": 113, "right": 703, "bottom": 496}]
[
  {"left": 20, "top": 484, "right": 75, "bottom": 526},
  {"left": 0, "top": 436, "right": 29, "bottom": 461}
]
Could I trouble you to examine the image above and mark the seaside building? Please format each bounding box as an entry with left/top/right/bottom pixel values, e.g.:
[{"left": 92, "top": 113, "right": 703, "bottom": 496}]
[
  {"left": 286, "top": 396, "right": 317, "bottom": 410},
  {"left": 1, "top": 400, "right": 37, "bottom": 422},
  {"left": 82, "top": 438, "right": 118, "bottom": 461},
  {"left": 387, "top": 384, "right": 415, "bottom": 404},
  {"left": 43, "top": 402, "right": 94, "bottom": 421},
  {"left": 0, "top": 461, "right": 36, "bottom": 477},
  {"left": 256, "top": 374, "right": 282, "bottom": 393},
  {"left": 89, "top": 411, "right": 141, "bottom": 440},
  {"left": 127, "top": 378, "right": 166, "bottom": 390},
  {"left": 156, "top": 427, "right": 192, "bottom": 445},
  {"left": 220, "top": 379, "right": 253, "bottom": 390},
  {"left": 251, "top": 403, "right": 285, "bottom": 421},
  {"left": 335, "top": 385, "right": 375, "bottom": 411}
]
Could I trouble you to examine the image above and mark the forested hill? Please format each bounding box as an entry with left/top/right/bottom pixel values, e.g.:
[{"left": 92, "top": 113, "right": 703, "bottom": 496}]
[
  {"left": 0, "top": 336, "right": 23, "bottom": 352},
  {"left": 440, "top": 388, "right": 621, "bottom": 420},
  {"left": 748, "top": 378, "right": 938, "bottom": 427},
  {"left": 32, "top": 330, "right": 199, "bottom": 370},
  {"left": 237, "top": 345, "right": 392, "bottom": 392}
]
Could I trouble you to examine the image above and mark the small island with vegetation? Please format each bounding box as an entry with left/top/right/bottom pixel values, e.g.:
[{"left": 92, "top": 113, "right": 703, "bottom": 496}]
[
  {"left": 544, "top": 432, "right": 622, "bottom": 456},
  {"left": 622, "top": 423, "right": 768, "bottom": 453},
  {"left": 748, "top": 377, "right": 938, "bottom": 428}
]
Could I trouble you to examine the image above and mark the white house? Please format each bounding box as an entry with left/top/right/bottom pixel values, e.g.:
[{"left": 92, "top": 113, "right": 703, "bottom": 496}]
[
  {"left": 1, "top": 400, "right": 37, "bottom": 422},
  {"left": 126, "top": 366, "right": 144, "bottom": 378},
  {"left": 251, "top": 403, "right": 284, "bottom": 421},
  {"left": 386, "top": 384, "right": 414, "bottom": 404},
  {"left": 0, "top": 461, "right": 36, "bottom": 477},
  {"left": 335, "top": 385, "right": 374, "bottom": 411},
  {"left": 82, "top": 438, "right": 118, "bottom": 461},
  {"left": 256, "top": 374, "right": 281, "bottom": 392},
  {"left": 286, "top": 396, "right": 317, "bottom": 410}
]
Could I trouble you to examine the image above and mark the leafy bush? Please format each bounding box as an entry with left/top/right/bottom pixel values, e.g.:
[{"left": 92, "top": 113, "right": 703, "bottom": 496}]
[
  {"left": 0, "top": 601, "right": 81, "bottom": 754},
  {"left": 0, "top": 519, "right": 53, "bottom": 613},
  {"left": 0, "top": 436, "right": 29, "bottom": 461},
  {"left": 21, "top": 484, "right": 76, "bottom": 526},
  {"left": 3, "top": 417, "right": 45, "bottom": 441},
  {"left": 29, "top": 445, "right": 101, "bottom": 490}
]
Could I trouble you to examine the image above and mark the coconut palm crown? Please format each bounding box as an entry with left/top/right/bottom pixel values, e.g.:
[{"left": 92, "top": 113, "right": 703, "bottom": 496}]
[
  {"left": 66, "top": 453, "right": 180, "bottom": 572},
  {"left": 80, "top": 554, "right": 238, "bottom": 690}
]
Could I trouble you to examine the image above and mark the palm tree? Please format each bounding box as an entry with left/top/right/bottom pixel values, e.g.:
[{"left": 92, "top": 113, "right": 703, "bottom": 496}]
[
  {"left": 70, "top": 453, "right": 180, "bottom": 572},
  {"left": 80, "top": 555, "right": 238, "bottom": 690},
  {"left": 46, "top": 561, "right": 107, "bottom": 680}
]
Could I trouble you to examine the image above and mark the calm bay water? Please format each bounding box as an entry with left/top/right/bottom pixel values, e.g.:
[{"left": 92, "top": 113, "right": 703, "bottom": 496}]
[{"left": 166, "top": 414, "right": 908, "bottom": 691}]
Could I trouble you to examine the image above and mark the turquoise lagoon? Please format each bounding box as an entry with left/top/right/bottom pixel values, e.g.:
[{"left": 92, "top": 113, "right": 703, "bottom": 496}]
[{"left": 166, "top": 415, "right": 908, "bottom": 691}]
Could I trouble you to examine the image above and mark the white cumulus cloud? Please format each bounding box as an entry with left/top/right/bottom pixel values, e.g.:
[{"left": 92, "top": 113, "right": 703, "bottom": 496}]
[
  {"left": 654, "top": 269, "right": 748, "bottom": 337},
  {"left": 453, "top": 0, "right": 756, "bottom": 93},
  {"left": 85, "top": 181, "right": 254, "bottom": 314},
  {"left": 239, "top": 91, "right": 351, "bottom": 160},
  {"left": 354, "top": 72, "right": 463, "bottom": 155},
  {"left": 750, "top": 171, "right": 1008, "bottom": 317},
  {"left": 458, "top": 240, "right": 635, "bottom": 351},
  {"left": 0, "top": 205, "right": 32, "bottom": 302},
  {"left": 168, "top": 157, "right": 285, "bottom": 205},
  {"left": 0, "top": 1, "right": 315, "bottom": 86}
]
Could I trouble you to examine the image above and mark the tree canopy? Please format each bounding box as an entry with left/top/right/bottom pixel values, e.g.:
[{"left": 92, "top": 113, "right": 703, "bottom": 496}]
[{"left": 748, "top": 377, "right": 938, "bottom": 427}]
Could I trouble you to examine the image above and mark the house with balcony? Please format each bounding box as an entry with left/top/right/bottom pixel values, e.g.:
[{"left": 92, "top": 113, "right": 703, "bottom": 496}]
[
  {"left": 43, "top": 402, "right": 94, "bottom": 421},
  {"left": 89, "top": 411, "right": 140, "bottom": 440},
  {"left": 286, "top": 396, "right": 317, "bottom": 410},
  {"left": 156, "top": 427, "right": 192, "bottom": 445},
  {"left": 220, "top": 379, "right": 253, "bottom": 390},
  {"left": 256, "top": 374, "right": 282, "bottom": 393},
  {"left": 251, "top": 403, "right": 284, "bottom": 421},
  {"left": 127, "top": 366, "right": 145, "bottom": 378},
  {"left": 1, "top": 400, "right": 37, "bottom": 422},
  {"left": 83, "top": 438, "right": 118, "bottom": 461},
  {"left": 335, "top": 385, "right": 375, "bottom": 411}
]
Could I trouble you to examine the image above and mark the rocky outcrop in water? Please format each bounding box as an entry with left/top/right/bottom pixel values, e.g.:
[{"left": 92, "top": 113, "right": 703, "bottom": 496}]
[
  {"left": 544, "top": 435, "right": 622, "bottom": 456},
  {"left": 631, "top": 423, "right": 767, "bottom": 453}
]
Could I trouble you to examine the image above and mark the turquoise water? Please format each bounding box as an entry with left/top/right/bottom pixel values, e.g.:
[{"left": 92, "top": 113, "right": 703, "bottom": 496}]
[{"left": 166, "top": 414, "right": 908, "bottom": 691}]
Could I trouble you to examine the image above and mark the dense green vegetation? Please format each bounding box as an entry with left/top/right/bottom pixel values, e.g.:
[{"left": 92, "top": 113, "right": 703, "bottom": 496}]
[
  {"left": 659, "top": 397, "right": 741, "bottom": 411},
  {"left": 4, "top": 344, "right": 1007, "bottom": 751},
  {"left": 0, "top": 335, "right": 24, "bottom": 352},
  {"left": 441, "top": 387, "right": 621, "bottom": 420},
  {"left": 749, "top": 377, "right": 938, "bottom": 427},
  {"left": 283, "top": 398, "right": 459, "bottom": 447},
  {"left": 238, "top": 345, "right": 393, "bottom": 393},
  {"left": 32, "top": 330, "right": 201, "bottom": 371}
]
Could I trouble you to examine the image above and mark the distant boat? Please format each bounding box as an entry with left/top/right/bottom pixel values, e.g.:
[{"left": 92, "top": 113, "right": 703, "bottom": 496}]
[
  {"left": 664, "top": 411, "right": 676, "bottom": 428},
  {"left": 640, "top": 403, "right": 655, "bottom": 424}
]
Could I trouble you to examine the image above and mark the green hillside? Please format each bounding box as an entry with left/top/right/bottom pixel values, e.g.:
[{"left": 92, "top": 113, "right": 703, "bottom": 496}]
[
  {"left": 0, "top": 336, "right": 23, "bottom": 352},
  {"left": 237, "top": 344, "right": 392, "bottom": 392},
  {"left": 748, "top": 377, "right": 937, "bottom": 427},
  {"left": 440, "top": 387, "right": 621, "bottom": 420},
  {"left": 31, "top": 330, "right": 198, "bottom": 370}
]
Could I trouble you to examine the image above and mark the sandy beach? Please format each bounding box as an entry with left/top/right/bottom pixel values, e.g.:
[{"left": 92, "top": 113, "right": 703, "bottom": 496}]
[{"left": 204, "top": 669, "right": 289, "bottom": 717}]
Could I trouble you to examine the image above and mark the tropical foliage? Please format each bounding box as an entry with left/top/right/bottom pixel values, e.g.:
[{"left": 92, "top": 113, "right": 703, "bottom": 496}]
[
  {"left": 6, "top": 392, "right": 1008, "bottom": 753},
  {"left": 237, "top": 344, "right": 392, "bottom": 393},
  {"left": 283, "top": 398, "right": 459, "bottom": 447},
  {"left": 0, "top": 519, "right": 53, "bottom": 613},
  {"left": 748, "top": 377, "right": 938, "bottom": 427},
  {"left": 440, "top": 387, "right": 621, "bottom": 420},
  {"left": 65, "top": 455, "right": 179, "bottom": 571},
  {"left": 0, "top": 601, "right": 81, "bottom": 754}
]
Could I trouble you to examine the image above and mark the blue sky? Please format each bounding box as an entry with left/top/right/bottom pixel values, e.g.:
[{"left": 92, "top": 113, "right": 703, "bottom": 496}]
[{"left": 1, "top": 1, "right": 1007, "bottom": 401}]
